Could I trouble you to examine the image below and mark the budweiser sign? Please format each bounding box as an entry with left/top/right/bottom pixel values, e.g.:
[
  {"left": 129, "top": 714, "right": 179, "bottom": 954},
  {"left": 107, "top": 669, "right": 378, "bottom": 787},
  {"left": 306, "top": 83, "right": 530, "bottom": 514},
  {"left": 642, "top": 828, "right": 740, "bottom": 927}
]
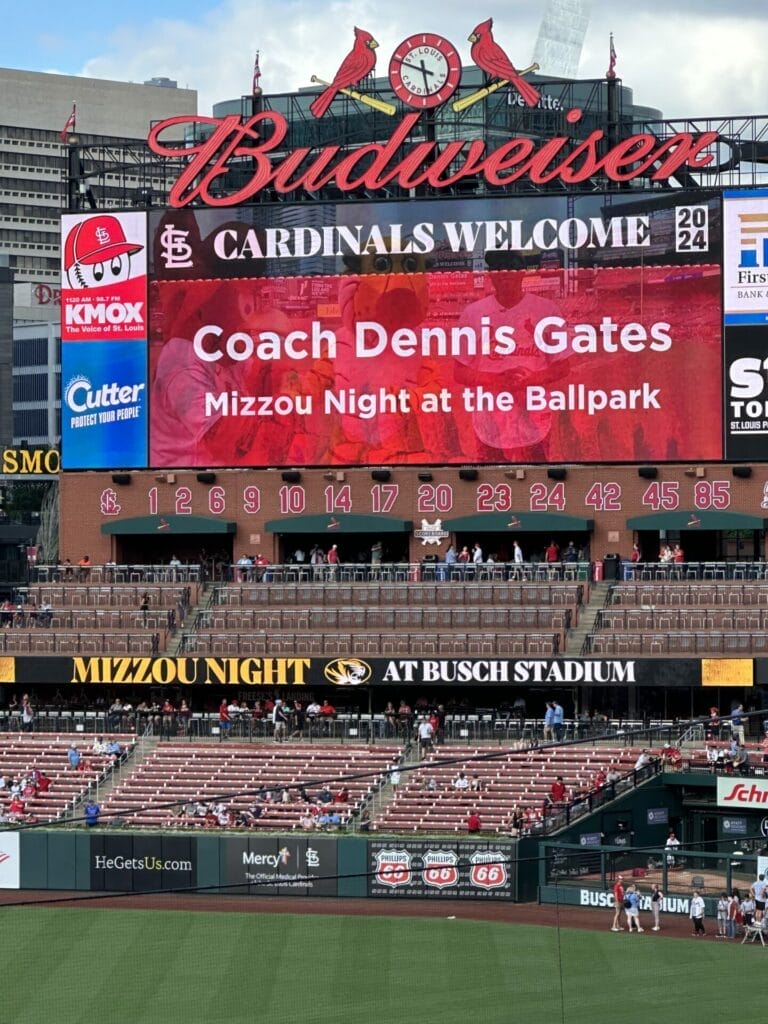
[
  {"left": 147, "top": 110, "right": 720, "bottom": 209},
  {"left": 717, "top": 778, "right": 768, "bottom": 808}
]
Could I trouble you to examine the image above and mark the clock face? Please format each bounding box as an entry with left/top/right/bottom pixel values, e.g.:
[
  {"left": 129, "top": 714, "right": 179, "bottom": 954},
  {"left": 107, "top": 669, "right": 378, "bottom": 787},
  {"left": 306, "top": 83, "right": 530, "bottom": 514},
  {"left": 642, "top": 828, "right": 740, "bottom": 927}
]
[{"left": 388, "top": 33, "right": 462, "bottom": 109}]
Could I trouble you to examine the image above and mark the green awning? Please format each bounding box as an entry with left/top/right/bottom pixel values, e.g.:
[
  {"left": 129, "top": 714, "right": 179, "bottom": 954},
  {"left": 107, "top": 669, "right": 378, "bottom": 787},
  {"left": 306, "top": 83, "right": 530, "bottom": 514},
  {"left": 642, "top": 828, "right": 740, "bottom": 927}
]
[
  {"left": 265, "top": 514, "right": 413, "bottom": 534},
  {"left": 626, "top": 511, "right": 768, "bottom": 531},
  {"left": 101, "top": 515, "right": 236, "bottom": 536},
  {"left": 443, "top": 512, "right": 594, "bottom": 532}
]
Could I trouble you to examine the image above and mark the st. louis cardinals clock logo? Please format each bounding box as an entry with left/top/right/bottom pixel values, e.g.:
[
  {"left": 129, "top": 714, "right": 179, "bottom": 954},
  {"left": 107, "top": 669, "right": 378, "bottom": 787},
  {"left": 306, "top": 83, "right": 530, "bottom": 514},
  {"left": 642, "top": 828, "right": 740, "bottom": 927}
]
[{"left": 309, "top": 18, "right": 538, "bottom": 117}]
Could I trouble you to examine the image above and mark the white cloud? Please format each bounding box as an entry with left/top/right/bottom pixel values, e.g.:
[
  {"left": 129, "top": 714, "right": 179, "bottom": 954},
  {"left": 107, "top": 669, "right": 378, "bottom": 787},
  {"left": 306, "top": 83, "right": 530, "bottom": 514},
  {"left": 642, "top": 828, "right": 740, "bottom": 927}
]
[{"left": 74, "top": 0, "right": 767, "bottom": 120}]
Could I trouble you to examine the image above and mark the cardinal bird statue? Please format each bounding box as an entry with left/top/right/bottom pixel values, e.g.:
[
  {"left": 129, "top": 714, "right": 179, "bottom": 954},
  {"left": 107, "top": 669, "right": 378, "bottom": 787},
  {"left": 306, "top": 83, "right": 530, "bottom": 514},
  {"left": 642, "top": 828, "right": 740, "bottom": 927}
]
[
  {"left": 469, "top": 18, "right": 540, "bottom": 107},
  {"left": 310, "top": 27, "right": 378, "bottom": 118}
]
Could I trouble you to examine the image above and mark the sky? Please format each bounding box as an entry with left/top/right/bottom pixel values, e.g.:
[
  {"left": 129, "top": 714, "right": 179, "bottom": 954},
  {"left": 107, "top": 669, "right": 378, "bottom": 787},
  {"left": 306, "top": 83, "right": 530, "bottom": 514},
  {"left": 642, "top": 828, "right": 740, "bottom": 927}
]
[{"left": 0, "top": 0, "right": 765, "bottom": 119}]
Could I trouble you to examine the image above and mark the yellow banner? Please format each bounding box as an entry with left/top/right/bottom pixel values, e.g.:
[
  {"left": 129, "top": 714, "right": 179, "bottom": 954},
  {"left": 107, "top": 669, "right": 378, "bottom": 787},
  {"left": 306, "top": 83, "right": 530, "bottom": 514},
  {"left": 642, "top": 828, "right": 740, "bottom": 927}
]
[{"left": 701, "top": 658, "right": 753, "bottom": 687}]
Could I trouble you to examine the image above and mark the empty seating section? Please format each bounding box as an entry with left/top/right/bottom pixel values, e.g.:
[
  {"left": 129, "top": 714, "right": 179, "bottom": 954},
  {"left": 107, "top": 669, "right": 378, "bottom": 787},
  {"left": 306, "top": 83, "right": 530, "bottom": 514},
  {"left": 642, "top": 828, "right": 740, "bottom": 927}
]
[
  {"left": 0, "top": 734, "right": 136, "bottom": 821},
  {"left": 0, "top": 582, "right": 199, "bottom": 656},
  {"left": 214, "top": 582, "right": 584, "bottom": 608},
  {"left": 180, "top": 631, "right": 561, "bottom": 657},
  {"left": 585, "top": 580, "right": 768, "bottom": 655},
  {"left": 176, "top": 581, "right": 585, "bottom": 656},
  {"left": 374, "top": 745, "right": 642, "bottom": 833},
  {"left": 99, "top": 743, "right": 399, "bottom": 829}
]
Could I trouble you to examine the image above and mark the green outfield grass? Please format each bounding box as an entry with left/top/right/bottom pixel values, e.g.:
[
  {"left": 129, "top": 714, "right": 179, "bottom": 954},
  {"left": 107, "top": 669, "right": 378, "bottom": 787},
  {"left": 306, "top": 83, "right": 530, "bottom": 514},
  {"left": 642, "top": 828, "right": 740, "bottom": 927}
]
[{"left": 3, "top": 906, "right": 757, "bottom": 1024}]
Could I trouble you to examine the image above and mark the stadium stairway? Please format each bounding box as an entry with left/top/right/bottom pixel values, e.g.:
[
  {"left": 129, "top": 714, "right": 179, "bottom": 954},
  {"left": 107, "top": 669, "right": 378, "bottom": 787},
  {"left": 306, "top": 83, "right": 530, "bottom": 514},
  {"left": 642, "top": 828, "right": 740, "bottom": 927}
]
[
  {"left": 572, "top": 582, "right": 610, "bottom": 655},
  {"left": 166, "top": 588, "right": 213, "bottom": 656}
]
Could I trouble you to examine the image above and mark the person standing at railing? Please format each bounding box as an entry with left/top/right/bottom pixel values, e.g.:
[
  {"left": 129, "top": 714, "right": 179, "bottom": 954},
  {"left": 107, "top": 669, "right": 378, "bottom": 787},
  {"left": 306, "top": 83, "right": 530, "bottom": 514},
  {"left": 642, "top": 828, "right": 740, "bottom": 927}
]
[
  {"left": 552, "top": 701, "right": 565, "bottom": 742},
  {"left": 730, "top": 704, "right": 746, "bottom": 744}
]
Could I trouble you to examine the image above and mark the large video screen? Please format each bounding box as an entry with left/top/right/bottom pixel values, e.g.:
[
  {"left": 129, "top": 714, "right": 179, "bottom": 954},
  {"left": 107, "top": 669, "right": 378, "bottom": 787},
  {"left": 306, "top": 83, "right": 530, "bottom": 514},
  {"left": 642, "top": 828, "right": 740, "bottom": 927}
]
[{"left": 61, "top": 192, "right": 725, "bottom": 469}]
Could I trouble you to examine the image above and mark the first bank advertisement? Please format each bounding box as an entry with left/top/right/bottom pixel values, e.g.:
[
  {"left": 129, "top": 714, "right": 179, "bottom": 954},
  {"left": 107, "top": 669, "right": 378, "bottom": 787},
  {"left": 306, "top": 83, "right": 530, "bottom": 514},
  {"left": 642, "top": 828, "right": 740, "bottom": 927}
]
[{"left": 60, "top": 212, "right": 148, "bottom": 469}]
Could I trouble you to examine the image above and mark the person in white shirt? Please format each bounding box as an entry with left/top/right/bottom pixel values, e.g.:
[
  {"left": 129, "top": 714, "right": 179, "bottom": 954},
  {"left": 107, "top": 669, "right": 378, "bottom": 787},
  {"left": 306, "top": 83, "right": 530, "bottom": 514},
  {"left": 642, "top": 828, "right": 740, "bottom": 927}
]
[
  {"left": 634, "top": 750, "right": 652, "bottom": 771},
  {"left": 665, "top": 830, "right": 680, "bottom": 867},
  {"left": 689, "top": 890, "right": 706, "bottom": 935},
  {"left": 417, "top": 717, "right": 434, "bottom": 758},
  {"left": 453, "top": 772, "right": 469, "bottom": 791}
]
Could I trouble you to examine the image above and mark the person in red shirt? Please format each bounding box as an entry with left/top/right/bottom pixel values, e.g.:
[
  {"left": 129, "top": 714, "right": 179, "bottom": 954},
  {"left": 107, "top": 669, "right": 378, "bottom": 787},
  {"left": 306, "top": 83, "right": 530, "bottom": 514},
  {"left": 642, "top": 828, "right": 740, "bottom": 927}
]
[
  {"left": 545, "top": 540, "right": 560, "bottom": 563},
  {"left": 8, "top": 796, "right": 25, "bottom": 817},
  {"left": 219, "top": 699, "right": 232, "bottom": 738},
  {"left": 550, "top": 776, "right": 567, "bottom": 803},
  {"left": 467, "top": 810, "right": 482, "bottom": 833},
  {"left": 612, "top": 875, "right": 625, "bottom": 931},
  {"left": 37, "top": 774, "right": 52, "bottom": 793},
  {"left": 334, "top": 786, "right": 349, "bottom": 804},
  {"left": 320, "top": 699, "right": 336, "bottom": 718}
]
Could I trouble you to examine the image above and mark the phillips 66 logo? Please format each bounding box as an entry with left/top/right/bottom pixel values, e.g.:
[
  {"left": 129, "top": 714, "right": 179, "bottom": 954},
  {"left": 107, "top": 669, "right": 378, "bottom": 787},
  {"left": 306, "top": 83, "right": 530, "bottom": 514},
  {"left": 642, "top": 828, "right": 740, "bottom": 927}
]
[
  {"left": 374, "top": 849, "right": 412, "bottom": 888},
  {"left": 469, "top": 850, "right": 508, "bottom": 890},
  {"left": 422, "top": 850, "right": 459, "bottom": 890}
]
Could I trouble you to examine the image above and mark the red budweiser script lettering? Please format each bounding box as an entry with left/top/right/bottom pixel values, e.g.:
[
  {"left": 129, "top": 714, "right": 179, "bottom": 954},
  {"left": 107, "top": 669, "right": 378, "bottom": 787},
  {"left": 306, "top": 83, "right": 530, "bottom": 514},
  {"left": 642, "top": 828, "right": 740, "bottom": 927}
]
[{"left": 147, "top": 110, "right": 719, "bottom": 208}]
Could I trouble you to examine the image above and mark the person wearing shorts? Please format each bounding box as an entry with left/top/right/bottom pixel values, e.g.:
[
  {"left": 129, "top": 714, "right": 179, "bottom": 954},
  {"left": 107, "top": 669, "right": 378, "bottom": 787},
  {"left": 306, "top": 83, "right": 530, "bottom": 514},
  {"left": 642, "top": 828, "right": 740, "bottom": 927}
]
[
  {"left": 751, "top": 874, "right": 767, "bottom": 921},
  {"left": 625, "top": 885, "right": 644, "bottom": 933}
]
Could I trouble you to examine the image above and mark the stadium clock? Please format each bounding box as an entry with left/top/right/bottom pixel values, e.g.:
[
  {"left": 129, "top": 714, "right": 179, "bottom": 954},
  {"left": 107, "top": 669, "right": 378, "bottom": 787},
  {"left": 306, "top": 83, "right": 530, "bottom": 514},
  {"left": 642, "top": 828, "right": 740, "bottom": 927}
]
[{"left": 388, "top": 34, "right": 462, "bottom": 109}]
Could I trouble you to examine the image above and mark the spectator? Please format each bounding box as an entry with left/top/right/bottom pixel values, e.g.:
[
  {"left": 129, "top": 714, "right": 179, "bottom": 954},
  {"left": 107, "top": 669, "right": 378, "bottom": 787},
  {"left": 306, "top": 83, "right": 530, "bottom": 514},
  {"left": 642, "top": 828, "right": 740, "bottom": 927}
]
[
  {"left": 417, "top": 716, "right": 434, "bottom": 758},
  {"left": 77, "top": 554, "right": 91, "bottom": 581},
  {"left": 730, "top": 704, "right": 746, "bottom": 745},
  {"left": 625, "top": 884, "right": 643, "bottom": 932},
  {"left": 545, "top": 539, "right": 560, "bottom": 564},
  {"left": 634, "top": 749, "right": 652, "bottom": 771},
  {"left": 108, "top": 699, "right": 124, "bottom": 731},
  {"left": 665, "top": 830, "right": 680, "bottom": 867},
  {"left": 358, "top": 808, "right": 371, "bottom": 832},
  {"left": 397, "top": 700, "right": 412, "bottom": 734},
  {"left": 469, "top": 774, "right": 484, "bottom": 792},
  {"left": 92, "top": 736, "right": 107, "bottom": 756},
  {"left": 467, "top": 810, "right": 482, "bottom": 833},
  {"left": 326, "top": 543, "right": 340, "bottom": 579},
  {"left": 20, "top": 694, "right": 34, "bottom": 733},
  {"left": 318, "top": 786, "right": 333, "bottom": 805},
  {"left": 453, "top": 772, "right": 469, "bottom": 791},
  {"left": 37, "top": 773, "right": 52, "bottom": 793},
  {"left": 273, "top": 699, "right": 289, "bottom": 742},
  {"left": 177, "top": 700, "right": 191, "bottom": 735},
  {"left": 306, "top": 699, "right": 321, "bottom": 733},
  {"left": 105, "top": 739, "right": 124, "bottom": 764},
  {"left": 543, "top": 702, "right": 555, "bottom": 741},
  {"left": 563, "top": 541, "right": 578, "bottom": 563},
  {"left": 690, "top": 890, "right": 706, "bottom": 936},
  {"left": 67, "top": 743, "right": 81, "bottom": 770},
  {"left": 218, "top": 698, "right": 232, "bottom": 739},
  {"left": 38, "top": 600, "right": 53, "bottom": 627},
  {"left": 319, "top": 698, "right": 336, "bottom": 729},
  {"left": 550, "top": 776, "right": 567, "bottom": 803},
  {"left": 84, "top": 800, "right": 101, "bottom": 827},
  {"left": 551, "top": 701, "right": 565, "bottom": 742},
  {"left": 139, "top": 591, "right": 150, "bottom": 626},
  {"left": 334, "top": 786, "right": 349, "bottom": 804}
]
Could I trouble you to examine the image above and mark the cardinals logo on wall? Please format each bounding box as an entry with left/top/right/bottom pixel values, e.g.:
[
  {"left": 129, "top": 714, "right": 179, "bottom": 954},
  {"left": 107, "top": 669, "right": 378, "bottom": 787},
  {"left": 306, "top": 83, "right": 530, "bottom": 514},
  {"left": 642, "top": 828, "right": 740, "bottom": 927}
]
[
  {"left": 61, "top": 212, "right": 147, "bottom": 342},
  {"left": 309, "top": 19, "right": 538, "bottom": 118}
]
